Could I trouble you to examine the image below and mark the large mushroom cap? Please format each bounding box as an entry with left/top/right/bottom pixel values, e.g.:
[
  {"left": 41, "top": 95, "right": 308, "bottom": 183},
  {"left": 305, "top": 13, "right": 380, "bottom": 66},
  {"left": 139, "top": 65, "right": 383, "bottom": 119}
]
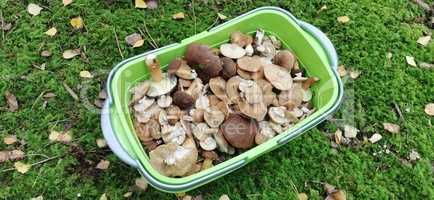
[
  {"left": 146, "top": 73, "right": 177, "bottom": 97},
  {"left": 185, "top": 43, "right": 222, "bottom": 79},
  {"left": 209, "top": 77, "right": 229, "bottom": 102},
  {"left": 273, "top": 50, "right": 295, "bottom": 70},
  {"left": 263, "top": 63, "right": 293, "bottom": 91},
  {"left": 220, "top": 114, "right": 257, "bottom": 149},
  {"left": 220, "top": 57, "right": 237, "bottom": 79},
  {"left": 238, "top": 100, "right": 267, "bottom": 121},
  {"left": 149, "top": 143, "right": 198, "bottom": 177},
  {"left": 237, "top": 56, "right": 263, "bottom": 72},
  {"left": 278, "top": 83, "right": 304, "bottom": 109},
  {"left": 220, "top": 43, "right": 246, "bottom": 59}
]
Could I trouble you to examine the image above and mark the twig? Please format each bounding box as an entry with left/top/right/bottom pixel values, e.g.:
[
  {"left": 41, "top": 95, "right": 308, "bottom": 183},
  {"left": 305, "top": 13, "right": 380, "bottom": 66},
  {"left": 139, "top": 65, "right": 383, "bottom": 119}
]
[
  {"left": 112, "top": 27, "right": 124, "bottom": 59},
  {"left": 393, "top": 101, "right": 405, "bottom": 121},
  {"left": 1, "top": 155, "right": 62, "bottom": 173},
  {"left": 31, "top": 91, "right": 46, "bottom": 110},
  {"left": 63, "top": 82, "right": 79, "bottom": 101},
  {"left": 138, "top": 27, "right": 157, "bottom": 49},
  {"left": 412, "top": 0, "right": 431, "bottom": 12},
  {"left": 206, "top": 15, "right": 220, "bottom": 31},
  {"left": 143, "top": 22, "right": 158, "bottom": 48}
]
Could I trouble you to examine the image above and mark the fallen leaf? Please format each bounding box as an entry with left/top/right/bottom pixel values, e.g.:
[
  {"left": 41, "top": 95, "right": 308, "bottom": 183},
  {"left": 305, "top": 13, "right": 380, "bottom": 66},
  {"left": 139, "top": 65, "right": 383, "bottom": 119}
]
[
  {"left": 337, "top": 65, "right": 347, "bottom": 77},
  {"left": 96, "top": 159, "right": 110, "bottom": 170},
  {"left": 319, "top": 5, "right": 327, "bottom": 11},
  {"left": 417, "top": 35, "right": 431, "bottom": 46},
  {"left": 99, "top": 193, "right": 107, "bottom": 200},
  {"left": 63, "top": 0, "right": 73, "bottom": 6},
  {"left": 419, "top": 62, "right": 433, "bottom": 69},
  {"left": 368, "top": 133, "right": 382, "bottom": 143},
  {"left": 49, "top": 130, "right": 72, "bottom": 143},
  {"left": 217, "top": 13, "right": 227, "bottom": 20},
  {"left": 45, "top": 27, "right": 57, "bottom": 36},
  {"left": 70, "top": 16, "right": 84, "bottom": 29},
  {"left": 337, "top": 16, "right": 350, "bottom": 23},
  {"left": 43, "top": 92, "right": 56, "bottom": 98},
  {"left": 96, "top": 138, "right": 107, "bottom": 148},
  {"left": 40, "top": 50, "right": 52, "bottom": 57},
  {"left": 324, "top": 183, "right": 336, "bottom": 194},
  {"left": 14, "top": 161, "right": 31, "bottom": 174},
  {"left": 1, "top": 22, "right": 12, "bottom": 31},
  {"left": 182, "top": 195, "right": 193, "bottom": 200},
  {"left": 123, "top": 192, "right": 133, "bottom": 198},
  {"left": 173, "top": 12, "right": 185, "bottom": 20},
  {"left": 4, "top": 135, "right": 17, "bottom": 145},
  {"left": 349, "top": 69, "right": 361, "bottom": 79},
  {"left": 31, "top": 195, "right": 43, "bottom": 200},
  {"left": 0, "top": 150, "right": 25, "bottom": 163},
  {"left": 146, "top": 0, "right": 158, "bottom": 9},
  {"left": 405, "top": 56, "right": 417, "bottom": 67},
  {"left": 135, "top": 177, "right": 148, "bottom": 191},
  {"left": 79, "top": 70, "right": 93, "bottom": 78},
  {"left": 27, "top": 3, "right": 43, "bottom": 16},
  {"left": 344, "top": 125, "right": 358, "bottom": 138},
  {"left": 5, "top": 90, "right": 19, "bottom": 112},
  {"left": 409, "top": 149, "right": 421, "bottom": 161},
  {"left": 63, "top": 49, "right": 81, "bottom": 59},
  {"left": 334, "top": 129, "right": 343, "bottom": 144},
  {"left": 424, "top": 103, "right": 434, "bottom": 116},
  {"left": 383, "top": 122, "right": 400, "bottom": 134},
  {"left": 219, "top": 194, "right": 230, "bottom": 200},
  {"left": 298, "top": 193, "right": 308, "bottom": 200},
  {"left": 125, "top": 33, "right": 143, "bottom": 47},
  {"left": 325, "top": 190, "right": 346, "bottom": 200},
  {"left": 98, "top": 90, "right": 108, "bottom": 99},
  {"left": 133, "top": 39, "right": 144, "bottom": 48},
  {"left": 135, "top": 0, "right": 147, "bottom": 8}
]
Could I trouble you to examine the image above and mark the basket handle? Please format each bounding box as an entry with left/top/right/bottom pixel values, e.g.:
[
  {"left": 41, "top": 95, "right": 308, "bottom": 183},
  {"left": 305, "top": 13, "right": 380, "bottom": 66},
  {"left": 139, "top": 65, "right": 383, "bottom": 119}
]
[{"left": 297, "top": 20, "right": 338, "bottom": 70}]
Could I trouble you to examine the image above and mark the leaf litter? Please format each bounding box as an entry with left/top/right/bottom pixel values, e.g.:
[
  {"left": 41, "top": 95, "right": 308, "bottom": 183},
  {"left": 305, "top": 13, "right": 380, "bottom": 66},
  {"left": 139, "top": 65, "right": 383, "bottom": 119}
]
[
  {"left": 96, "top": 159, "right": 110, "bottom": 170},
  {"left": 424, "top": 103, "right": 434, "bottom": 116},
  {"left": 383, "top": 122, "right": 400, "bottom": 134},
  {"left": 0, "top": 150, "right": 25, "bottom": 163},
  {"left": 14, "top": 161, "right": 31, "bottom": 174},
  {"left": 5, "top": 90, "right": 19, "bottom": 111},
  {"left": 4, "top": 134, "right": 18, "bottom": 145},
  {"left": 27, "top": 3, "right": 43, "bottom": 16},
  {"left": 45, "top": 27, "right": 57, "bottom": 36},
  {"left": 49, "top": 130, "right": 72, "bottom": 143}
]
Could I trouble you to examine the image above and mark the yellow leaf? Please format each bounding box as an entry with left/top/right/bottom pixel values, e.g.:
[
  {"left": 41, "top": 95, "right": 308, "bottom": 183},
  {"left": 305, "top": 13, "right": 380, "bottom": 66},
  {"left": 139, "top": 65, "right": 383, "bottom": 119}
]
[
  {"left": 425, "top": 103, "right": 434, "bottom": 116},
  {"left": 133, "top": 39, "right": 144, "bottom": 48},
  {"left": 337, "top": 65, "right": 347, "bottom": 77},
  {"left": 217, "top": 13, "right": 227, "bottom": 20},
  {"left": 135, "top": 178, "right": 148, "bottom": 191},
  {"left": 298, "top": 193, "right": 308, "bottom": 200},
  {"left": 135, "top": 0, "right": 147, "bottom": 8},
  {"left": 96, "top": 138, "right": 107, "bottom": 148},
  {"left": 417, "top": 35, "right": 431, "bottom": 46},
  {"left": 3, "top": 135, "right": 17, "bottom": 145},
  {"left": 63, "top": 0, "right": 73, "bottom": 6},
  {"left": 79, "top": 70, "right": 93, "bottom": 78},
  {"left": 27, "top": 3, "right": 42, "bottom": 16},
  {"left": 49, "top": 130, "right": 72, "bottom": 143},
  {"left": 14, "top": 161, "right": 31, "bottom": 174},
  {"left": 96, "top": 160, "right": 110, "bottom": 170},
  {"left": 62, "top": 49, "right": 81, "bottom": 59},
  {"left": 349, "top": 69, "right": 361, "bottom": 79},
  {"left": 70, "top": 16, "right": 84, "bottom": 29},
  {"left": 172, "top": 12, "right": 185, "bottom": 20},
  {"left": 45, "top": 27, "right": 57, "bottom": 36},
  {"left": 337, "top": 16, "right": 350, "bottom": 23},
  {"left": 405, "top": 56, "right": 417, "bottom": 67},
  {"left": 219, "top": 194, "right": 230, "bottom": 200}
]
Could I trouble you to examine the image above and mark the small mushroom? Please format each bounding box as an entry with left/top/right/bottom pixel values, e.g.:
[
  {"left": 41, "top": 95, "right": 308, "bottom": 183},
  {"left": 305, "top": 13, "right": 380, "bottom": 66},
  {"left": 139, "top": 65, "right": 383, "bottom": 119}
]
[
  {"left": 200, "top": 137, "right": 217, "bottom": 151},
  {"left": 302, "top": 77, "right": 319, "bottom": 90},
  {"left": 213, "top": 129, "right": 235, "bottom": 154},
  {"left": 157, "top": 95, "right": 172, "bottom": 108},
  {"left": 220, "top": 57, "right": 237, "bottom": 79},
  {"left": 226, "top": 76, "right": 242, "bottom": 104},
  {"left": 173, "top": 90, "right": 194, "bottom": 109},
  {"left": 256, "top": 79, "right": 275, "bottom": 106},
  {"left": 237, "top": 68, "right": 253, "bottom": 80},
  {"left": 250, "top": 67, "right": 264, "bottom": 80},
  {"left": 245, "top": 44, "right": 254, "bottom": 56},
  {"left": 195, "top": 95, "right": 210, "bottom": 110},
  {"left": 237, "top": 56, "right": 263, "bottom": 72},
  {"left": 147, "top": 119, "right": 161, "bottom": 139},
  {"left": 167, "top": 58, "right": 183, "bottom": 75},
  {"left": 145, "top": 54, "right": 177, "bottom": 97},
  {"left": 230, "top": 31, "right": 253, "bottom": 47},
  {"left": 239, "top": 79, "right": 263, "bottom": 104},
  {"left": 257, "top": 40, "right": 276, "bottom": 58},
  {"left": 175, "top": 62, "right": 198, "bottom": 80},
  {"left": 149, "top": 142, "right": 198, "bottom": 177},
  {"left": 191, "top": 123, "right": 218, "bottom": 141},
  {"left": 269, "top": 121, "right": 284, "bottom": 133},
  {"left": 216, "top": 101, "right": 230, "bottom": 118},
  {"left": 133, "top": 96, "right": 155, "bottom": 112},
  {"left": 268, "top": 106, "right": 289, "bottom": 124},
  {"left": 159, "top": 109, "right": 169, "bottom": 125},
  {"left": 135, "top": 102, "right": 161, "bottom": 123},
  {"left": 263, "top": 63, "right": 293, "bottom": 91},
  {"left": 220, "top": 43, "right": 246, "bottom": 59},
  {"left": 201, "top": 151, "right": 219, "bottom": 160},
  {"left": 278, "top": 84, "right": 304, "bottom": 109},
  {"left": 161, "top": 122, "right": 186, "bottom": 145},
  {"left": 204, "top": 107, "right": 225, "bottom": 128},
  {"left": 273, "top": 50, "right": 295, "bottom": 70},
  {"left": 208, "top": 95, "right": 221, "bottom": 106},
  {"left": 130, "top": 82, "right": 150, "bottom": 103},
  {"left": 220, "top": 114, "right": 258, "bottom": 149},
  {"left": 209, "top": 77, "right": 230, "bottom": 102},
  {"left": 185, "top": 43, "right": 222, "bottom": 79},
  {"left": 186, "top": 79, "right": 204, "bottom": 100},
  {"left": 190, "top": 109, "right": 205, "bottom": 123},
  {"left": 255, "top": 121, "right": 276, "bottom": 145},
  {"left": 303, "top": 89, "right": 312, "bottom": 102},
  {"left": 238, "top": 100, "right": 267, "bottom": 121},
  {"left": 179, "top": 79, "right": 192, "bottom": 88},
  {"left": 255, "top": 29, "right": 265, "bottom": 45},
  {"left": 269, "top": 35, "right": 282, "bottom": 49},
  {"left": 134, "top": 122, "right": 153, "bottom": 142}
]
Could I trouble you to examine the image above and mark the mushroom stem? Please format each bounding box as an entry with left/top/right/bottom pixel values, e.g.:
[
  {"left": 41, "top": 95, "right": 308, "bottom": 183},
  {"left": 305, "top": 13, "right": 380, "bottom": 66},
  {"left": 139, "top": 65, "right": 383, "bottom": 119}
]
[{"left": 146, "top": 54, "right": 163, "bottom": 82}]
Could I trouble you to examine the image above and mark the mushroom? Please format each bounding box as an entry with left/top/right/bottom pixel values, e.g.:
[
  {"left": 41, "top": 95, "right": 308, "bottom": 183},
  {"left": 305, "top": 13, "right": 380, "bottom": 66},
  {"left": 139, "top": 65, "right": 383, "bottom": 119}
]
[
  {"left": 201, "top": 151, "right": 219, "bottom": 161},
  {"left": 191, "top": 123, "right": 218, "bottom": 141},
  {"left": 226, "top": 76, "right": 242, "bottom": 104},
  {"left": 145, "top": 54, "right": 177, "bottom": 97},
  {"left": 208, "top": 95, "right": 221, "bottom": 106},
  {"left": 269, "top": 121, "right": 284, "bottom": 133},
  {"left": 257, "top": 40, "right": 276, "bottom": 58},
  {"left": 130, "top": 82, "right": 150, "bottom": 103},
  {"left": 269, "top": 35, "right": 282, "bottom": 49},
  {"left": 173, "top": 79, "right": 204, "bottom": 109},
  {"left": 237, "top": 56, "right": 263, "bottom": 72},
  {"left": 278, "top": 83, "right": 304, "bottom": 109},
  {"left": 200, "top": 137, "right": 217, "bottom": 151},
  {"left": 220, "top": 57, "right": 237, "bottom": 79},
  {"left": 302, "top": 77, "right": 319, "bottom": 90},
  {"left": 256, "top": 79, "right": 275, "bottom": 106},
  {"left": 147, "top": 119, "right": 161, "bottom": 139},
  {"left": 303, "top": 89, "right": 312, "bottom": 102},
  {"left": 195, "top": 95, "right": 210, "bottom": 110},
  {"left": 268, "top": 106, "right": 289, "bottom": 124},
  {"left": 263, "top": 63, "right": 293, "bottom": 91},
  {"left": 239, "top": 79, "right": 263, "bottom": 104},
  {"left": 216, "top": 101, "right": 231, "bottom": 118},
  {"left": 230, "top": 31, "right": 253, "bottom": 47},
  {"left": 149, "top": 142, "right": 198, "bottom": 177},
  {"left": 161, "top": 122, "right": 186, "bottom": 145},
  {"left": 255, "top": 121, "right": 276, "bottom": 145},
  {"left": 250, "top": 66, "right": 264, "bottom": 80},
  {"left": 157, "top": 95, "right": 172, "bottom": 108},
  {"left": 167, "top": 58, "right": 183, "bottom": 75},
  {"left": 175, "top": 62, "right": 198, "bottom": 80},
  {"left": 178, "top": 79, "right": 192, "bottom": 88},
  {"left": 133, "top": 96, "right": 155, "bottom": 113},
  {"left": 273, "top": 50, "right": 295, "bottom": 70},
  {"left": 159, "top": 109, "right": 169, "bottom": 125},
  {"left": 209, "top": 77, "right": 230, "bottom": 102},
  {"left": 213, "top": 129, "right": 235, "bottom": 154},
  {"left": 134, "top": 122, "right": 153, "bottom": 143},
  {"left": 185, "top": 43, "right": 222, "bottom": 79},
  {"left": 245, "top": 44, "right": 254, "bottom": 56},
  {"left": 220, "top": 114, "right": 258, "bottom": 149},
  {"left": 190, "top": 109, "right": 205, "bottom": 123},
  {"left": 135, "top": 102, "right": 161, "bottom": 123},
  {"left": 220, "top": 43, "right": 246, "bottom": 59},
  {"left": 201, "top": 158, "right": 214, "bottom": 171},
  {"left": 166, "top": 105, "right": 182, "bottom": 124},
  {"left": 238, "top": 100, "right": 267, "bottom": 121},
  {"left": 204, "top": 107, "right": 225, "bottom": 128},
  {"left": 255, "top": 29, "right": 265, "bottom": 45},
  {"left": 186, "top": 79, "right": 204, "bottom": 100},
  {"left": 237, "top": 68, "right": 253, "bottom": 80}
]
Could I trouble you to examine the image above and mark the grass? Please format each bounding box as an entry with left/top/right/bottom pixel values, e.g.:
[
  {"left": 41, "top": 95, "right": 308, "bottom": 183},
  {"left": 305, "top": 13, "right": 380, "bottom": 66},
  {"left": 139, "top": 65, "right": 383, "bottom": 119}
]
[{"left": 0, "top": 0, "right": 433, "bottom": 199}]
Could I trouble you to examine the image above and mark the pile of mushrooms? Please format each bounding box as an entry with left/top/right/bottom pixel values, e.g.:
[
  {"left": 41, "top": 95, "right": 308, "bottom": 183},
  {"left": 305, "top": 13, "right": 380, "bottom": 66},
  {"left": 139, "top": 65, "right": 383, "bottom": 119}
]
[{"left": 130, "top": 30, "right": 318, "bottom": 177}]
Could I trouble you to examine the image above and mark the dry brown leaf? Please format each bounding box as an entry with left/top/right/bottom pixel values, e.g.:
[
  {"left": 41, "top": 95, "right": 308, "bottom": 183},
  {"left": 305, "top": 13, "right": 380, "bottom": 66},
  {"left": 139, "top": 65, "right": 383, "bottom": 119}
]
[
  {"left": 417, "top": 35, "right": 431, "bottom": 46},
  {"left": 96, "top": 138, "right": 107, "bottom": 148},
  {"left": 349, "top": 69, "right": 361, "bottom": 79},
  {"left": 135, "top": 0, "right": 147, "bottom": 8},
  {"left": 125, "top": 33, "right": 143, "bottom": 47},
  {"left": 123, "top": 192, "right": 133, "bottom": 198},
  {"left": 337, "top": 65, "right": 347, "bottom": 77},
  {"left": 219, "top": 194, "right": 230, "bottom": 200},
  {"left": 63, "top": 49, "right": 81, "bottom": 59},
  {"left": 96, "top": 159, "right": 110, "bottom": 170},
  {"left": 334, "top": 129, "right": 343, "bottom": 144},
  {"left": 99, "top": 193, "right": 107, "bottom": 200},
  {"left": 146, "top": 0, "right": 158, "bottom": 9},
  {"left": 0, "top": 150, "right": 25, "bottom": 163},
  {"left": 173, "top": 12, "right": 185, "bottom": 20},
  {"left": 79, "top": 70, "right": 93, "bottom": 78},
  {"left": 1, "top": 22, "right": 12, "bottom": 31},
  {"left": 5, "top": 90, "right": 18, "bottom": 112},
  {"left": 70, "top": 16, "right": 84, "bottom": 29},
  {"left": 424, "top": 103, "right": 434, "bottom": 116},
  {"left": 49, "top": 130, "right": 72, "bottom": 143},
  {"left": 405, "top": 56, "right": 417, "bottom": 67},
  {"left": 4, "top": 135, "right": 17, "bottom": 145},
  {"left": 133, "top": 39, "right": 144, "bottom": 48},
  {"left": 325, "top": 190, "right": 346, "bottom": 200},
  {"left": 45, "top": 27, "right": 57, "bottom": 36},
  {"left": 368, "top": 133, "right": 382, "bottom": 143},
  {"left": 63, "top": 0, "right": 73, "bottom": 6},
  {"left": 217, "top": 13, "right": 227, "bottom": 20},
  {"left": 27, "top": 3, "right": 42, "bottom": 16},
  {"left": 344, "top": 125, "right": 358, "bottom": 138},
  {"left": 43, "top": 92, "right": 56, "bottom": 98},
  {"left": 14, "top": 161, "right": 31, "bottom": 174},
  {"left": 298, "top": 193, "right": 308, "bottom": 200},
  {"left": 40, "top": 50, "right": 52, "bottom": 57},
  {"left": 30, "top": 195, "right": 43, "bottom": 200},
  {"left": 135, "top": 177, "right": 148, "bottom": 191},
  {"left": 409, "top": 149, "right": 421, "bottom": 161},
  {"left": 383, "top": 122, "right": 400, "bottom": 134},
  {"left": 337, "top": 16, "right": 350, "bottom": 23}
]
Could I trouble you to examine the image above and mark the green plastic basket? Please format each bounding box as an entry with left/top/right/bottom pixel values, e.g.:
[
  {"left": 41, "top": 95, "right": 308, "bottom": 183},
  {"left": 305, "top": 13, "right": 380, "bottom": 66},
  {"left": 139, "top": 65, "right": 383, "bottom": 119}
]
[{"left": 101, "top": 6, "right": 343, "bottom": 193}]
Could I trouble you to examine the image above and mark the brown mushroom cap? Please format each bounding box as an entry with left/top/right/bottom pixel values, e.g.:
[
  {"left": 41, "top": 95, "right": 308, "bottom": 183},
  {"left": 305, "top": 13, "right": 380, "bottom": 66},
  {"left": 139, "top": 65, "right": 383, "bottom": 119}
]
[
  {"left": 273, "top": 50, "right": 295, "bottom": 70},
  {"left": 220, "top": 114, "right": 258, "bottom": 149},
  {"left": 134, "top": 122, "right": 153, "bottom": 143},
  {"left": 209, "top": 77, "right": 229, "bottom": 102},
  {"left": 263, "top": 63, "right": 293, "bottom": 90},
  {"left": 226, "top": 76, "right": 242, "bottom": 104},
  {"left": 185, "top": 43, "right": 222, "bottom": 79},
  {"left": 220, "top": 57, "right": 237, "bottom": 79},
  {"left": 220, "top": 43, "right": 246, "bottom": 59},
  {"left": 237, "top": 56, "right": 263, "bottom": 72},
  {"left": 175, "top": 63, "right": 197, "bottom": 80},
  {"left": 238, "top": 100, "right": 267, "bottom": 121},
  {"left": 149, "top": 143, "right": 198, "bottom": 177},
  {"left": 231, "top": 31, "right": 253, "bottom": 47},
  {"left": 167, "top": 58, "right": 183, "bottom": 75},
  {"left": 173, "top": 90, "right": 194, "bottom": 109},
  {"left": 236, "top": 68, "right": 253, "bottom": 80}
]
